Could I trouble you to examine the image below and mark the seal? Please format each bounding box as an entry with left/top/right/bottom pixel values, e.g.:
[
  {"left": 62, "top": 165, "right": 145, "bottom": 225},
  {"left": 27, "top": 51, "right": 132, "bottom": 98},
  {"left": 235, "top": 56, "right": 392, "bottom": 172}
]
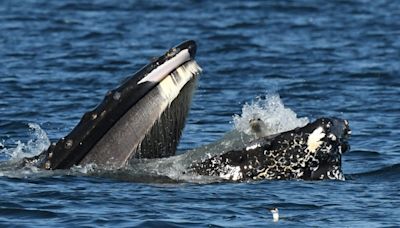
[
  {"left": 190, "top": 117, "right": 351, "bottom": 181},
  {"left": 248, "top": 116, "right": 269, "bottom": 138}
]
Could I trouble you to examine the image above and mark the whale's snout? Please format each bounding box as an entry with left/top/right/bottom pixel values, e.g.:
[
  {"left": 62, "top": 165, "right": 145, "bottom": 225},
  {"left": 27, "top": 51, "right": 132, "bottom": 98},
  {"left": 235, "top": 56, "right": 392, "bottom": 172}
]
[{"left": 329, "top": 118, "right": 351, "bottom": 154}]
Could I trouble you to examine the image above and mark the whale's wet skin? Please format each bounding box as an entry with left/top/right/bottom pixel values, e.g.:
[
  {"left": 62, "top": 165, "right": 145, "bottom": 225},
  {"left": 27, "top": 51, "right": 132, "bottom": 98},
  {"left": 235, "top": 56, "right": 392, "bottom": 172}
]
[{"left": 191, "top": 118, "right": 350, "bottom": 181}]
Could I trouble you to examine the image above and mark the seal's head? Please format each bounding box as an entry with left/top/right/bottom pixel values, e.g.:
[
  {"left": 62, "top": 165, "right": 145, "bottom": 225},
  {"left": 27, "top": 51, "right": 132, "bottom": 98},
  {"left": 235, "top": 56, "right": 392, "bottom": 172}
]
[{"left": 248, "top": 116, "right": 268, "bottom": 138}]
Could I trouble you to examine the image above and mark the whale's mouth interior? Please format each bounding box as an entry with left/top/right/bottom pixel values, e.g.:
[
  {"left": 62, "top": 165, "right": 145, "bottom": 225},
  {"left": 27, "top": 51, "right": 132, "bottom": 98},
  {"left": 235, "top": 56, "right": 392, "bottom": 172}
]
[{"left": 130, "top": 61, "right": 202, "bottom": 160}]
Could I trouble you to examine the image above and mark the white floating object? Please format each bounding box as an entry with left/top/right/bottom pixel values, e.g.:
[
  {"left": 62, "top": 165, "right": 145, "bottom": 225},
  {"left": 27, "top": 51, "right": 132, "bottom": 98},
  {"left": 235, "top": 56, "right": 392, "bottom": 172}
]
[{"left": 269, "top": 207, "right": 279, "bottom": 222}]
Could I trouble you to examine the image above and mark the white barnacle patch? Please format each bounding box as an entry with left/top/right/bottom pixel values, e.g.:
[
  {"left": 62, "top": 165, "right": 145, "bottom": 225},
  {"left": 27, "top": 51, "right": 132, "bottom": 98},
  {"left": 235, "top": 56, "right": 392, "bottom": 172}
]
[
  {"left": 307, "top": 127, "right": 326, "bottom": 153},
  {"left": 325, "top": 144, "right": 333, "bottom": 152},
  {"left": 327, "top": 168, "right": 345, "bottom": 180},
  {"left": 219, "top": 165, "right": 243, "bottom": 181},
  {"left": 209, "top": 157, "right": 222, "bottom": 169},
  {"left": 328, "top": 133, "right": 337, "bottom": 141},
  {"left": 337, "top": 171, "right": 345, "bottom": 181},
  {"left": 246, "top": 143, "right": 261, "bottom": 151}
]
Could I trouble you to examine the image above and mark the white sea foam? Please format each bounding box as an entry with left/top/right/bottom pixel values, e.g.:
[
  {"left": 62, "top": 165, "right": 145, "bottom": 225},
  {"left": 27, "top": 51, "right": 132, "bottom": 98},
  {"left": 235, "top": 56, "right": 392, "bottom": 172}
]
[
  {"left": 126, "top": 93, "right": 311, "bottom": 183},
  {"left": 2, "top": 123, "right": 50, "bottom": 161},
  {"left": 232, "top": 94, "right": 309, "bottom": 137},
  {"left": 69, "top": 163, "right": 97, "bottom": 175}
]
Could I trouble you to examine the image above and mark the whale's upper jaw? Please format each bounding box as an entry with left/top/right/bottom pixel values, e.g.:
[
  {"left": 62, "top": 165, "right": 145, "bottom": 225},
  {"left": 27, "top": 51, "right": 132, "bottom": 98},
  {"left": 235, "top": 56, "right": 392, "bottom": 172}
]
[{"left": 32, "top": 40, "right": 202, "bottom": 170}]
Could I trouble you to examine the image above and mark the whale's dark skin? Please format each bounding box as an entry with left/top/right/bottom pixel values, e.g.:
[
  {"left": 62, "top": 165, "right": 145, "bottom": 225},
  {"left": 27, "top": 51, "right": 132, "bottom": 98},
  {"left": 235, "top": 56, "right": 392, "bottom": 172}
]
[{"left": 190, "top": 118, "right": 351, "bottom": 181}]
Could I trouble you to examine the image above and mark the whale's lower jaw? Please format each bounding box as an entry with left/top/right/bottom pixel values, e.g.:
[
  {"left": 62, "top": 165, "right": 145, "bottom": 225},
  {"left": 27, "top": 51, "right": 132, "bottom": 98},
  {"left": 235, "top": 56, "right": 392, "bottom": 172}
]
[{"left": 190, "top": 118, "right": 350, "bottom": 181}]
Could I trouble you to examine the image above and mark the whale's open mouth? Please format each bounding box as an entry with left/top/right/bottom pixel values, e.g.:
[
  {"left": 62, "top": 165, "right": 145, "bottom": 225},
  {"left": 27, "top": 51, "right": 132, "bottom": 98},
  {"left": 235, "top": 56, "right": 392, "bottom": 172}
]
[{"left": 25, "top": 40, "right": 202, "bottom": 170}]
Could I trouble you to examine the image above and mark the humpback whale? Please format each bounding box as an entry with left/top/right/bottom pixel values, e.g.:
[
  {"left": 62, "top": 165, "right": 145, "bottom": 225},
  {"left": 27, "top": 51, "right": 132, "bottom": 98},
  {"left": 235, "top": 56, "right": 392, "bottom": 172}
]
[{"left": 19, "top": 40, "right": 351, "bottom": 181}]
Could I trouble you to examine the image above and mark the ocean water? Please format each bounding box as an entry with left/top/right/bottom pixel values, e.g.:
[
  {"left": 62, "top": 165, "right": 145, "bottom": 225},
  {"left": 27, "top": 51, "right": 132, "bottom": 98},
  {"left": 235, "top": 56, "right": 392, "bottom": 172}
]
[{"left": 0, "top": 0, "right": 399, "bottom": 227}]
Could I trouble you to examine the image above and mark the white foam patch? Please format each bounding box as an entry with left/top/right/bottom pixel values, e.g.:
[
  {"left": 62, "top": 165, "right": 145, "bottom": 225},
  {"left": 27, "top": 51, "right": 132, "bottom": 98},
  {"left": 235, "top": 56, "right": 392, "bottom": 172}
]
[
  {"left": 233, "top": 94, "right": 309, "bottom": 137},
  {"left": 69, "top": 163, "right": 97, "bottom": 174},
  {"left": 2, "top": 123, "right": 50, "bottom": 161}
]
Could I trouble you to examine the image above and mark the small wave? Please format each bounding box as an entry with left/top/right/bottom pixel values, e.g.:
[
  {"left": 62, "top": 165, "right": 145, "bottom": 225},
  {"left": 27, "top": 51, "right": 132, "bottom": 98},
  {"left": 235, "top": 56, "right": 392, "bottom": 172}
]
[
  {"left": 137, "top": 220, "right": 207, "bottom": 228},
  {"left": 0, "top": 207, "right": 59, "bottom": 219},
  {"left": 0, "top": 123, "right": 50, "bottom": 161},
  {"left": 349, "top": 163, "right": 400, "bottom": 180},
  {"left": 268, "top": 202, "right": 323, "bottom": 210},
  {"left": 345, "top": 150, "right": 381, "bottom": 158},
  {"left": 0, "top": 164, "right": 49, "bottom": 179}
]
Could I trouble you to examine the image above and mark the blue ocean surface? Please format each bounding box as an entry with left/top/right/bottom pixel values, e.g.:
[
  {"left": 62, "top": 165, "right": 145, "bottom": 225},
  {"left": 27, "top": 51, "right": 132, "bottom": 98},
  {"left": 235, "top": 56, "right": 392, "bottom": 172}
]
[{"left": 1, "top": 0, "right": 399, "bottom": 227}]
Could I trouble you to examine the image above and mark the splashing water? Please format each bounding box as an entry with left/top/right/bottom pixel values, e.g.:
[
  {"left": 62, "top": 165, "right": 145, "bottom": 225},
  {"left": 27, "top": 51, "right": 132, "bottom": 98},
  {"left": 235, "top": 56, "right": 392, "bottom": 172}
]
[
  {"left": 1, "top": 123, "right": 50, "bottom": 161},
  {"left": 0, "top": 96, "right": 308, "bottom": 182},
  {"left": 232, "top": 94, "right": 309, "bottom": 137},
  {"left": 69, "top": 163, "right": 98, "bottom": 175},
  {"left": 106, "top": 94, "right": 311, "bottom": 183},
  {"left": 109, "top": 94, "right": 311, "bottom": 183}
]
